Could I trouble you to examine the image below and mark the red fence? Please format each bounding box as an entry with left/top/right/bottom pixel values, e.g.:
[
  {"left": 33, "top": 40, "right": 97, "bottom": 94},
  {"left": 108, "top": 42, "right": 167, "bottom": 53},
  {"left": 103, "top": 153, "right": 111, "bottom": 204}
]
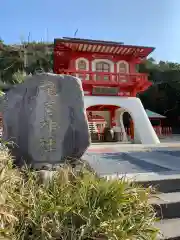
[
  {"left": 153, "top": 126, "right": 172, "bottom": 137},
  {"left": 65, "top": 70, "right": 148, "bottom": 85},
  {"left": 125, "top": 126, "right": 172, "bottom": 139},
  {"left": 96, "top": 126, "right": 173, "bottom": 142}
]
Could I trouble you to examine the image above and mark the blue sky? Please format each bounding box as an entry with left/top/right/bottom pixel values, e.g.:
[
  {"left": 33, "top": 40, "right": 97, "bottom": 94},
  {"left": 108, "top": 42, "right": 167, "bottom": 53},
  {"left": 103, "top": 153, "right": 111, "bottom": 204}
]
[{"left": 0, "top": 0, "right": 180, "bottom": 62}]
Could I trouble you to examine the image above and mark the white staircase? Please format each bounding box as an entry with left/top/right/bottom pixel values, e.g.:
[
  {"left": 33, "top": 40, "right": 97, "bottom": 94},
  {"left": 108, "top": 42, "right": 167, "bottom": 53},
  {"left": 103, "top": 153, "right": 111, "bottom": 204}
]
[{"left": 88, "top": 122, "right": 98, "bottom": 134}]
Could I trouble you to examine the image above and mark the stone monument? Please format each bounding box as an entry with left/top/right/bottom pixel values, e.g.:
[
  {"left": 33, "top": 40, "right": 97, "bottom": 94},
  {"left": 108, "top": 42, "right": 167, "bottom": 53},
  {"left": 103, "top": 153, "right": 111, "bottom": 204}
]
[{"left": 2, "top": 73, "right": 90, "bottom": 169}]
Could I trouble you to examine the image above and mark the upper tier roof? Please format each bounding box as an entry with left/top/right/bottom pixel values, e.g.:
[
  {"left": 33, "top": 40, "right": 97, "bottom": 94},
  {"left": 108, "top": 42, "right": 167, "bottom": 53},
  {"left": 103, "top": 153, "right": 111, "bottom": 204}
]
[{"left": 54, "top": 37, "right": 155, "bottom": 58}]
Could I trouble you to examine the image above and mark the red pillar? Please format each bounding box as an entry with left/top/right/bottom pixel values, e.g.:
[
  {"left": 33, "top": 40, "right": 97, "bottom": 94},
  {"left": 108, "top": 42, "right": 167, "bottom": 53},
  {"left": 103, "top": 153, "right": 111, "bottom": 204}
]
[{"left": 110, "top": 107, "right": 116, "bottom": 127}]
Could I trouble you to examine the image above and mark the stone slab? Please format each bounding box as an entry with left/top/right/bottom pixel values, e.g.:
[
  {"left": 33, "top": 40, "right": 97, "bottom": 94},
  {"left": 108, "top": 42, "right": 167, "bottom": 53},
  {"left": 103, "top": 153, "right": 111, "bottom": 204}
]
[
  {"left": 155, "top": 218, "right": 180, "bottom": 239},
  {"left": 2, "top": 73, "right": 90, "bottom": 168},
  {"left": 150, "top": 192, "right": 180, "bottom": 205}
]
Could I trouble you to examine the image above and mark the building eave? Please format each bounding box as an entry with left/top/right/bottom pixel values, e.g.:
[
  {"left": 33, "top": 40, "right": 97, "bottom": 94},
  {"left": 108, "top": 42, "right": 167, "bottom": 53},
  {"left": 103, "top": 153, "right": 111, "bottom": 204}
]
[{"left": 54, "top": 37, "right": 155, "bottom": 58}]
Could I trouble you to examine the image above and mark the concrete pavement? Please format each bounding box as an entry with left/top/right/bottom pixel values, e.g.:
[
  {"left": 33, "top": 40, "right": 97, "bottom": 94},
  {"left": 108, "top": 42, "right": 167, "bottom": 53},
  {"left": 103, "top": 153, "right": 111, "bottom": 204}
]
[{"left": 83, "top": 141, "right": 180, "bottom": 180}]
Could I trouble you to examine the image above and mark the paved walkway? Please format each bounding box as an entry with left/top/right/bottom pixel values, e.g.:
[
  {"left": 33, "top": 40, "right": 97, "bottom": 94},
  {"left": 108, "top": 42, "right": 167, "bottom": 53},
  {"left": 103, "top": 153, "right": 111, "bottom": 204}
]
[{"left": 83, "top": 140, "right": 180, "bottom": 180}]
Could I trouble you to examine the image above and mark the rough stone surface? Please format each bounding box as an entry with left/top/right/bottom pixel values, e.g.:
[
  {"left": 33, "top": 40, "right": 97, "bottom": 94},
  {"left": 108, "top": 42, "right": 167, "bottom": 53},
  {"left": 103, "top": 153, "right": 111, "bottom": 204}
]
[{"left": 2, "top": 73, "right": 90, "bottom": 168}]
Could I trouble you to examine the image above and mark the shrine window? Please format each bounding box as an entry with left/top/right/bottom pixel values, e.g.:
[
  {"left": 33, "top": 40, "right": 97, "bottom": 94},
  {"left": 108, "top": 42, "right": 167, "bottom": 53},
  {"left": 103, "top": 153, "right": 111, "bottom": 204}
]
[
  {"left": 92, "top": 59, "right": 114, "bottom": 81},
  {"left": 96, "top": 62, "right": 110, "bottom": 72},
  {"left": 95, "top": 62, "right": 110, "bottom": 81},
  {"left": 92, "top": 59, "right": 114, "bottom": 72},
  {"left": 76, "top": 58, "right": 89, "bottom": 71},
  {"left": 76, "top": 58, "right": 89, "bottom": 80},
  {"left": 117, "top": 61, "right": 129, "bottom": 73},
  {"left": 78, "top": 60, "right": 87, "bottom": 70},
  {"left": 116, "top": 60, "right": 129, "bottom": 83}
]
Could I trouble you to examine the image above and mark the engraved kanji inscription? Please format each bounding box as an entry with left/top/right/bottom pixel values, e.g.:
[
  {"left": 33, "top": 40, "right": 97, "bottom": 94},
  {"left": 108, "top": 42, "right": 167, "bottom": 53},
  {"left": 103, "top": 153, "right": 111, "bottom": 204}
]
[
  {"left": 40, "top": 120, "right": 58, "bottom": 131},
  {"left": 47, "top": 84, "right": 57, "bottom": 96},
  {"left": 40, "top": 81, "right": 57, "bottom": 96},
  {"left": 48, "top": 120, "right": 59, "bottom": 132},
  {"left": 44, "top": 102, "right": 55, "bottom": 117},
  {"left": 39, "top": 80, "right": 59, "bottom": 153},
  {"left": 40, "top": 138, "right": 56, "bottom": 152}
]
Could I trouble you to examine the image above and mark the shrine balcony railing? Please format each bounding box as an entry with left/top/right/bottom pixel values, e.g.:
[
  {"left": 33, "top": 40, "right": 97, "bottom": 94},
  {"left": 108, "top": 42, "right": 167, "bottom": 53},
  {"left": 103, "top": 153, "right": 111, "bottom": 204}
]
[{"left": 63, "top": 70, "right": 148, "bottom": 86}]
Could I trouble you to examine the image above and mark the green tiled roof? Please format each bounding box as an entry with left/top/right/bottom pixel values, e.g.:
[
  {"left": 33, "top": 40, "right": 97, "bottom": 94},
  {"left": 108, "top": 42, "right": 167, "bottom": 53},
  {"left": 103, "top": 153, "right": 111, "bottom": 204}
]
[{"left": 145, "top": 109, "right": 166, "bottom": 118}]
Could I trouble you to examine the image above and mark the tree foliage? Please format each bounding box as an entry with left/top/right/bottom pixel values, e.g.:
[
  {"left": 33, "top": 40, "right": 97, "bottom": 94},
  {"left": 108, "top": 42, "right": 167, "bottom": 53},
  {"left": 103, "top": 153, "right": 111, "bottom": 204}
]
[
  {"left": 0, "top": 41, "right": 180, "bottom": 130},
  {"left": 138, "top": 58, "right": 180, "bottom": 130},
  {"left": 0, "top": 41, "right": 53, "bottom": 82}
]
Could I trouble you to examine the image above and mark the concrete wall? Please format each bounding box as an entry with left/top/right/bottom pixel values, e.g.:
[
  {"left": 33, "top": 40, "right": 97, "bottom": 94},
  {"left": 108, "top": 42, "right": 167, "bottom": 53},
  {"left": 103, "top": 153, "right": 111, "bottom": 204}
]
[{"left": 84, "top": 96, "right": 160, "bottom": 144}]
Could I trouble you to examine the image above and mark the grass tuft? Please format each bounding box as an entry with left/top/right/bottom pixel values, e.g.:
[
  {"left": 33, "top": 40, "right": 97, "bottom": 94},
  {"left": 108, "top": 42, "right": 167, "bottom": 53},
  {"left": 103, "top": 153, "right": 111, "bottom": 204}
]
[{"left": 0, "top": 149, "right": 159, "bottom": 239}]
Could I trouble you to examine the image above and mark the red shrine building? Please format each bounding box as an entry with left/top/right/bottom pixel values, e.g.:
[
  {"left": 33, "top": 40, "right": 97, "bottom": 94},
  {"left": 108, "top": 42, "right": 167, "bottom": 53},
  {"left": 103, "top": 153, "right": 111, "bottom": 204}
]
[{"left": 53, "top": 37, "right": 160, "bottom": 144}]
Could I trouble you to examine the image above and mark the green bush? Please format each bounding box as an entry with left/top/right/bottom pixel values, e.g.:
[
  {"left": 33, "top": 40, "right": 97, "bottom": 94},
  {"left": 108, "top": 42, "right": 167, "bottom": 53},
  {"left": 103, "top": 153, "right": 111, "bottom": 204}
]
[{"left": 0, "top": 149, "right": 159, "bottom": 240}]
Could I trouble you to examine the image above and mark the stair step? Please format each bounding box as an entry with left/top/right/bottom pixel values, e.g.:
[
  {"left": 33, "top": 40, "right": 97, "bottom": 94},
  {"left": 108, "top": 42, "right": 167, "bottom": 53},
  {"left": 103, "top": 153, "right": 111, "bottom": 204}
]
[
  {"left": 150, "top": 192, "right": 180, "bottom": 205},
  {"left": 155, "top": 218, "right": 180, "bottom": 239},
  {"left": 137, "top": 178, "right": 180, "bottom": 193},
  {"left": 150, "top": 192, "right": 180, "bottom": 219}
]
